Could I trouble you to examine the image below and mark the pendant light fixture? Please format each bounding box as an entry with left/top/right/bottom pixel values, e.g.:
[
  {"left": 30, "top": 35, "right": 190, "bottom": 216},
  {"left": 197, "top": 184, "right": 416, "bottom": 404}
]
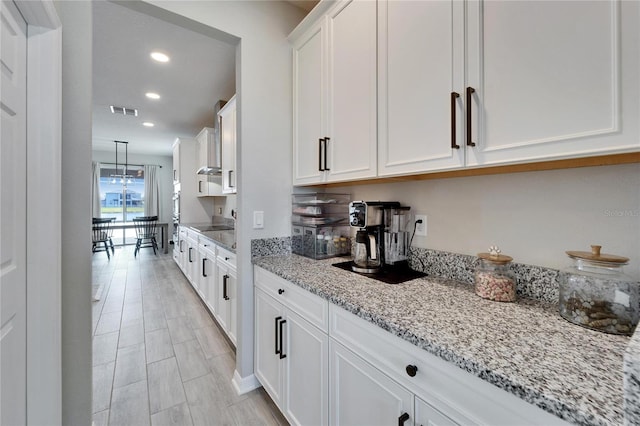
[{"left": 110, "top": 140, "right": 133, "bottom": 186}]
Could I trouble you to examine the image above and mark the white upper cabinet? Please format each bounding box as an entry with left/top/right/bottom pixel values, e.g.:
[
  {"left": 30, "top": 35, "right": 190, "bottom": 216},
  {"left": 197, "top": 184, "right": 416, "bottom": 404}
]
[
  {"left": 293, "top": 0, "right": 639, "bottom": 184},
  {"left": 172, "top": 142, "right": 180, "bottom": 184},
  {"left": 378, "top": 0, "right": 465, "bottom": 176},
  {"left": 195, "top": 127, "right": 223, "bottom": 197},
  {"left": 292, "top": 0, "right": 377, "bottom": 185},
  {"left": 292, "top": 20, "right": 325, "bottom": 185},
  {"left": 466, "top": 0, "right": 640, "bottom": 166},
  {"left": 219, "top": 95, "right": 237, "bottom": 194}
]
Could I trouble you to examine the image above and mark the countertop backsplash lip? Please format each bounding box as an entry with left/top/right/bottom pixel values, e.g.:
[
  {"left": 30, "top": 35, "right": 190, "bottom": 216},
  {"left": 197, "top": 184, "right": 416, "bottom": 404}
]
[
  {"left": 408, "top": 246, "right": 561, "bottom": 304},
  {"left": 251, "top": 236, "right": 291, "bottom": 259}
]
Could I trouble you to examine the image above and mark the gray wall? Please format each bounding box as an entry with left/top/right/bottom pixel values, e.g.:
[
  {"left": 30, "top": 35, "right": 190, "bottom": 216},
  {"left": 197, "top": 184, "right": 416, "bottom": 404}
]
[
  {"left": 336, "top": 163, "right": 640, "bottom": 280},
  {"left": 54, "top": 1, "right": 93, "bottom": 424},
  {"left": 140, "top": 0, "right": 305, "bottom": 383}
]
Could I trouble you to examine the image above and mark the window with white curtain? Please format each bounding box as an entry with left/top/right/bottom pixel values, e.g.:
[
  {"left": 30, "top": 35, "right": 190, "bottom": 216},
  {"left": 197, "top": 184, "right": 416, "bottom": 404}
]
[{"left": 98, "top": 164, "right": 145, "bottom": 244}]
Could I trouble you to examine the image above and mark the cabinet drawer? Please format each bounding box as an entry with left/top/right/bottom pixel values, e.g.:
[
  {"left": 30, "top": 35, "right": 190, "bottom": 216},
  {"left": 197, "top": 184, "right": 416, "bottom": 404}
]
[
  {"left": 217, "top": 247, "right": 236, "bottom": 268},
  {"left": 254, "top": 267, "right": 328, "bottom": 332},
  {"left": 329, "top": 305, "right": 569, "bottom": 426},
  {"left": 198, "top": 239, "right": 216, "bottom": 255}
]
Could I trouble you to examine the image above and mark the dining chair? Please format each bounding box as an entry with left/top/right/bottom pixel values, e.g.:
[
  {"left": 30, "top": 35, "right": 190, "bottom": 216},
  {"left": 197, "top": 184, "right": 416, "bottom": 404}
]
[
  {"left": 92, "top": 217, "right": 115, "bottom": 259},
  {"left": 133, "top": 216, "right": 159, "bottom": 257}
]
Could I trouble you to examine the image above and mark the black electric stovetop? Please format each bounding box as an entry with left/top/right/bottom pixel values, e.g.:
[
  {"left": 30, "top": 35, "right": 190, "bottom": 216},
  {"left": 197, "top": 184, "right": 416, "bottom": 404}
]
[{"left": 332, "top": 260, "right": 426, "bottom": 284}]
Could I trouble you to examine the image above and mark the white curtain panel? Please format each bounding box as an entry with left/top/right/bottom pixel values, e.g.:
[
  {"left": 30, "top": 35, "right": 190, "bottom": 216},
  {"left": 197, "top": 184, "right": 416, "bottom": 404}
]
[
  {"left": 92, "top": 161, "right": 101, "bottom": 218},
  {"left": 144, "top": 165, "right": 160, "bottom": 217}
]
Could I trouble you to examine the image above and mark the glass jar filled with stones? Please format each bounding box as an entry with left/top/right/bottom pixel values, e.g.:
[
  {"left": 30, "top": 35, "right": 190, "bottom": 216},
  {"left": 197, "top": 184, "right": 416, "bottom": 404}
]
[
  {"left": 475, "top": 246, "right": 516, "bottom": 302},
  {"left": 559, "top": 245, "right": 638, "bottom": 336}
]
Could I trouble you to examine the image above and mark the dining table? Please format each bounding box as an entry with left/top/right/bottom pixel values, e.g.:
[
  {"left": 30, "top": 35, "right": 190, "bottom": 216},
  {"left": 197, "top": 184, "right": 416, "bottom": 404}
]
[{"left": 110, "top": 221, "right": 169, "bottom": 254}]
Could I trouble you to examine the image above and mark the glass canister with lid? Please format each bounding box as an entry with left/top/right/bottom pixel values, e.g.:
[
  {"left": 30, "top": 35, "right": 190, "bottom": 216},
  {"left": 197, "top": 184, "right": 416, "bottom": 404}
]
[
  {"left": 475, "top": 246, "right": 517, "bottom": 302},
  {"left": 559, "top": 245, "right": 638, "bottom": 335}
]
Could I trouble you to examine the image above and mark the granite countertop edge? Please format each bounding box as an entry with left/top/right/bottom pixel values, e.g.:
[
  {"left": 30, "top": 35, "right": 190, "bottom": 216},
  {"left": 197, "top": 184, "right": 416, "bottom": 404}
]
[{"left": 252, "top": 254, "right": 624, "bottom": 426}]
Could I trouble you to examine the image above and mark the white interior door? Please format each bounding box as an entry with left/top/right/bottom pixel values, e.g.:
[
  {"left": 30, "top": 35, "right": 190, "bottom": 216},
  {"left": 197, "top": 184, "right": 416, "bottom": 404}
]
[{"left": 0, "top": 1, "right": 27, "bottom": 424}]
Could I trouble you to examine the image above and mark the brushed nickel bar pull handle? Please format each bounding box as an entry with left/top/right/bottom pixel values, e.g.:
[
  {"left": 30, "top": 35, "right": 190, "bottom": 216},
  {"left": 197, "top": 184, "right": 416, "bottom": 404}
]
[
  {"left": 451, "top": 92, "right": 460, "bottom": 149},
  {"left": 466, "top": 87, "right": 476, "bottom": 147}
]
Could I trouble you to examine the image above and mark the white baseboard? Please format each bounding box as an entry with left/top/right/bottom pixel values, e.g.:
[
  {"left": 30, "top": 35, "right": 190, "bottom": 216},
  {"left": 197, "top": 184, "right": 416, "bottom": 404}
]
[{"left": 231, "top": 370, "right": 261, "bottom": 395}]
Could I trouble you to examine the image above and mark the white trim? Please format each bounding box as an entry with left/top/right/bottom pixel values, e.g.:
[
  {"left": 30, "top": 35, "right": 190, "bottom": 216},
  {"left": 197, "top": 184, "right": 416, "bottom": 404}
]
[
  {"left": 19, "top": 0, "right": 63, "bottom": 424},
  {"left": 231, "top": 369, "right": 261, "bottom": 395}
]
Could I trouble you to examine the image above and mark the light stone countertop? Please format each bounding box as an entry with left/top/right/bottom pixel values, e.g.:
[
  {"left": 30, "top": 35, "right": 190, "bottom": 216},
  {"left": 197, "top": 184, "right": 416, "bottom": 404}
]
[
  {"left": 180, "top": 222, "right": 236, "bottom": 253},
  {"left": 253, "top": 254, "right": 631, "bottom": 426}
]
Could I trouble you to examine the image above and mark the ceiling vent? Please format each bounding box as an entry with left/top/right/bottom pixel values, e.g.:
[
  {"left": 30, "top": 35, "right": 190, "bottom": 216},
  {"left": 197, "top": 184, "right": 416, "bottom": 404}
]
[{"left": 110, "top": 105, "right": 138, "bottom": 116}]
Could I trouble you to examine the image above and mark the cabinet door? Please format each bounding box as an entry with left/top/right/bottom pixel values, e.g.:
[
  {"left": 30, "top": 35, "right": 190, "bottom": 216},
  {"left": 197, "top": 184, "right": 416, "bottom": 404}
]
[
  {"left": 255, "top": 288, "right": 285, "bottom": 407},
  {"left": 226, "top": 265, "right": 237, "bottom": 345},
  {"left": 415, "top": 396, "right": 458, "bottom": 426},
  {"left": 185, "top": 239, "right": 197, "bottom": 284},
  {"left": 466, "top": 0, "right": 639, "bottom": 166},
  {"left": 196, "top": 176, "right": 207, "bottom": 196},
  {"left": 330, "top": 340, "right": 413, "bottom": 426},
  {"left": 199, "top": 247, "right": 217, "bottom": 307},
  {"left": 216, "top": 262, "right": 229, "bottom": 328},
  {"left": 378, "top": 0, "right": 465, "bottom": 176},
  {"left": 284, "top": 310, "right": 329, "bottom": 426},
  {"left": 220, "top": 96, "right": 237, "bottom": 194},
  {"left": 216, "top": 260, "right": 237, "bottom": 345},
  {"left": 292, "top": 20, "right": 326, "bottom": 185},
  {"left": 326, "top": 0, "right": 377, "bottom": 182},
  {"left": 172, "top": 143, "right": 180, "bottom": 184}
]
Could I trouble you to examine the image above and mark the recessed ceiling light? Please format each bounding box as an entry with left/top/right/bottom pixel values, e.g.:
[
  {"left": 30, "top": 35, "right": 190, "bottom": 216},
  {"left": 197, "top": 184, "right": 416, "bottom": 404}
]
[
  {"left": 145, "top": 92, "right": 161, "bottom": 100},
  {"left": 142, "top": 122, "right": 155, "bottom": 127},
  {"left": 150, "top": 51, "right": 169, "bottom": 63}
]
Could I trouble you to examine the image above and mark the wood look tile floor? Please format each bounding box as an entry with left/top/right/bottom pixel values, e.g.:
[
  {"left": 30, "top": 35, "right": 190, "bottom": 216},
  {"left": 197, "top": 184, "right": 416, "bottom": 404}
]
[{"left": 92, "top": 246, "right": 287, "bottom": 426}]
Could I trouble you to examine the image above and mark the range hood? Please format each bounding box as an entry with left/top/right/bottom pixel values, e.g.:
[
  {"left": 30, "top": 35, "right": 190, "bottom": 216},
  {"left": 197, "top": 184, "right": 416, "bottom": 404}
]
[
  {"left": 196, "top": 164, "right": 221, "bottom": 175},
  {"left": 197, "top": 99, "right": 227, "bottom": 175}
]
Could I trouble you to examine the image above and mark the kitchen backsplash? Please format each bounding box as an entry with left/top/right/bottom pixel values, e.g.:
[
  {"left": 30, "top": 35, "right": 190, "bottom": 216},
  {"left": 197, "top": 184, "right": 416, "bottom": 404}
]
[
  {"left": 251, "top": 237, "right": 292, "bottom": 258},
  {"left": 252, "top": 237, "right": 560, "bottom": 304},
  {"left": 408, "top": 247, "right": 559, "bottom": 304}
]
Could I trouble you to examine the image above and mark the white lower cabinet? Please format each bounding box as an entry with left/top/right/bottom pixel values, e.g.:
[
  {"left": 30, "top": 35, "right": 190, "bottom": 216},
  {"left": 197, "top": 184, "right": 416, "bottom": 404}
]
[
  {"left": 216, "top": 251, "right": 237, "bottom": 346},
  {"left": 198, "top": 241, "right": 216, "bottom": 311},
  {"left": 415, "top": 396, "right": 457, "bottom": 426},
  {"left": 254, "top": 267, "right": 329, "bottom": 426},
  {"left": 173, "top": 227, "right": 236, "bottom": 346},
  {"left": 185, "top": 234, "right": 198, "bottom": 286},
  {"left": 329, "top": 339, "right": 413, "bottom": 426},
  {"left": 254, "top": 266, "right": 570, "bottom": 426}
]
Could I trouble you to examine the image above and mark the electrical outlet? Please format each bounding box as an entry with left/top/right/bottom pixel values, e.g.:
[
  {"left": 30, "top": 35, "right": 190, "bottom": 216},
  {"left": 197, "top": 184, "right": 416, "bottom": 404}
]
[{"left": 415, "top": 214, "right": 427, "bottom": 237}]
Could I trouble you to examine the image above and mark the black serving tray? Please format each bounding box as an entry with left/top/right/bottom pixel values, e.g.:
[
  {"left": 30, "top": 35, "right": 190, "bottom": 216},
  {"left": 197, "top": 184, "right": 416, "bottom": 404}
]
[{"left": 332, "top": 260, "right": 426, "bottom": 284}]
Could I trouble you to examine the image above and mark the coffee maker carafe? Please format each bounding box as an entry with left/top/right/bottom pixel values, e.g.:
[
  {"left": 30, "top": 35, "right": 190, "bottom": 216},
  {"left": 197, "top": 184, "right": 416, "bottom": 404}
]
[
  {"left": 349, "top": 201, "right": 401, "bottom": 274},
  {"left": 353, "top": 228, "right": 382, "bottom": 273}
]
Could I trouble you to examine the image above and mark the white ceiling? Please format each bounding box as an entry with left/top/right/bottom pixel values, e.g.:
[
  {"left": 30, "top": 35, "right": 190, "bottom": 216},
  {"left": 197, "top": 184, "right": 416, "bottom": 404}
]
[{"left": 92, "top": 1, "right": 237, "bottom": 157}]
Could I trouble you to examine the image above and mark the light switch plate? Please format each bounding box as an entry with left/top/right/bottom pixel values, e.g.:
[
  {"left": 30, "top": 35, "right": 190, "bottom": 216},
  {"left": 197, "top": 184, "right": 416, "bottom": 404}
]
[
  {"left": 415, "top": 214, "right": 427, "bottom": 237},
  {"left": 253, "top": 211, "right": 264, "bottom": 229}
]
